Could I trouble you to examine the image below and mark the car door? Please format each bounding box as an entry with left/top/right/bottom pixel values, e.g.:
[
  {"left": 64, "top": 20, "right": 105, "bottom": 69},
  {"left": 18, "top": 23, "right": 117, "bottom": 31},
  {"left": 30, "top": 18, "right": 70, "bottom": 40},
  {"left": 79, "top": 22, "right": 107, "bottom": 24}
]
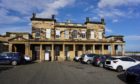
[
  {"left": 0, "top": 53, "right": 9, "bottom": 64},
  {"left": 120, "top": 57, "right": 136, "bottom": 70},
  {"left": 127, "top": 57, "right": 139, "bottom": 67}
]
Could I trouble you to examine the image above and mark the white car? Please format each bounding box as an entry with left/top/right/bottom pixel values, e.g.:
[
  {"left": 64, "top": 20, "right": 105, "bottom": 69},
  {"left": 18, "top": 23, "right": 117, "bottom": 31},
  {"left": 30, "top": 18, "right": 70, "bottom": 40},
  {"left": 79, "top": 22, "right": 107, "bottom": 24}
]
[{"left": 105, "top": 56, "right": 140, "bottom": 72}]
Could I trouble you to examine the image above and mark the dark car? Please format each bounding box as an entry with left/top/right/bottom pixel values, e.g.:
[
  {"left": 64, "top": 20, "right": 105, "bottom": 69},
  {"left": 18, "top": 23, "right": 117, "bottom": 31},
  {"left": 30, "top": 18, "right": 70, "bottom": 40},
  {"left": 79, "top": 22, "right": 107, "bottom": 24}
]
[
  {"left": 125, "top": 64, "right": 140, "bottom": 83},
  {"left": 93, "top": 55, "right": 111, "bottom": 67},
  {"left": 0, "top": 52, "right": 22, "bottom": 65}
]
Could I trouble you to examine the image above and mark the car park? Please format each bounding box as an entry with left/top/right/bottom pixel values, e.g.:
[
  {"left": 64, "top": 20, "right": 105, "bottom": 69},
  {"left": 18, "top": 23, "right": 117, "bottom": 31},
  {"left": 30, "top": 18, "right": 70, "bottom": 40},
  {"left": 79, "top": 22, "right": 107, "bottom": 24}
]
[
  {"left": 80, "top": 54, "right": 97, "bottom": 64},
  {"left": 105, "top": 56, "right": 140, "bottom": 72},
  {"left": 93, "top": 55, "right": 111, "bottom": 67},
  {"left": 0, "top": 52, "right": 22, "bottom": 65},
  {"left": 125, "top": 64, "right": 140, "bottom": 83}
]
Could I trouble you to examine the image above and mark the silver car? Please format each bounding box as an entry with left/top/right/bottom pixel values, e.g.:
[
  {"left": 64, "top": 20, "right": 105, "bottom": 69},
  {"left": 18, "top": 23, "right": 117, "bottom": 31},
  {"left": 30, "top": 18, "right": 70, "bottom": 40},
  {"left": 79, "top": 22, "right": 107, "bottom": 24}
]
[{"left": 81, "top": 54, "right": 97, "bottom": 64}]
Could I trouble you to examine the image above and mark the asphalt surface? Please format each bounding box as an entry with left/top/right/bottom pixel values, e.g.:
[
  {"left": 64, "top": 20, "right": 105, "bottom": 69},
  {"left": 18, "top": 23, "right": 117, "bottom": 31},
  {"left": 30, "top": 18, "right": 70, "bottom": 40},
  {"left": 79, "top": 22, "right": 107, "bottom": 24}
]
[{"left": 0, "top": 62, "right": 126, "bottom": 84}]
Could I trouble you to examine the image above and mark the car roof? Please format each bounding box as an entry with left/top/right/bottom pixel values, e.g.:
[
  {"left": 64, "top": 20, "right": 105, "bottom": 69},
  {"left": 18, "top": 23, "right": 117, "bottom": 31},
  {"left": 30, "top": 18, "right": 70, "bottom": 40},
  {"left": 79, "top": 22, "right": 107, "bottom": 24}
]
[
  {"left": 2, "top": 52, "right": 19, "bottom": 54},
  {"left": 111, "top": 56, "right": 128, "bottom": 58}
]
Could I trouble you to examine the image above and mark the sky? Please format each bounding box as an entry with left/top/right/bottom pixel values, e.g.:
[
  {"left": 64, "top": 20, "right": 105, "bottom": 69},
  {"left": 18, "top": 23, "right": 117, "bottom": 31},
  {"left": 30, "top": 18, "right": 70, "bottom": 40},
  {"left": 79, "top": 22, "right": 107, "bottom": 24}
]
[{"left": 0, "top": 0, "right": 140, "bottom": 51}]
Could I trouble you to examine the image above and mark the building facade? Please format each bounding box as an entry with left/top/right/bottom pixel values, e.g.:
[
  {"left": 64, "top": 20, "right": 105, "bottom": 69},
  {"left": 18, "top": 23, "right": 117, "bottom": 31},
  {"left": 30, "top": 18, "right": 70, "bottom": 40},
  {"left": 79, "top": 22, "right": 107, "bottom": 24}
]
[{"left": 7, "top": 13, "right": 125, "bottom": 61}]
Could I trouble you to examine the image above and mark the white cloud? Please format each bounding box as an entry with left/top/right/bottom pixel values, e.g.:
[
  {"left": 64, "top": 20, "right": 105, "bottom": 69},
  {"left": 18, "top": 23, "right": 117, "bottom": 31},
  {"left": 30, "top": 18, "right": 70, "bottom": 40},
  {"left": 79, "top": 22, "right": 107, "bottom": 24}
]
[
  {"left": 0, "top": 26, "right": 31, "bottom": 35},
  {"left": 84, "top": 5, "right": 94, "bottom": 12},
  {"left": 38, "top": 0, "right": 75, "bottom": 18},
  {"left": 105, "top": 27, "right": 113, "bottom": 33},
  {"left": 125, "top": 35, "right": 140, "bottom": 51},
  {"left": 98, "top": 0, "right": 140, "bottom": 8},
  {"left": 112, "top": 19, "right": 118, "bottom": 23},
  {"left": 98, "top": 8, "right": 125, "bottom": 18},
  {"left": 97, "top": 0, "right": 140, "bottom": 19},
  {"left": 125, "top": 35, "right": 140, "bottom": 41},
  {"left": 0, "top": 0, "right": 75, "bottom": 25},
  {"left": 0, "top": 0, "right": 75, "bottom": 34},
  {"left": 0, "top": 8, "right": 21, "bottom": 24}
]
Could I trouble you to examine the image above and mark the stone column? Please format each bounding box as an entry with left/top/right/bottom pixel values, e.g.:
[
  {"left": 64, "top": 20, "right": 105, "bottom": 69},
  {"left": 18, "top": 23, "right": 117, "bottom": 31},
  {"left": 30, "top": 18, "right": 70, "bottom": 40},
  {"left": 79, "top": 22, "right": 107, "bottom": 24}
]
[
  {"left": 121, "top": 44, "right": 125, "bottom": 56},
  {"left": 83, "top": 44, "right": 86, "bottom": 54},
  {"left": 9, "top": 43, "right": 12, "bottom": 52},
  {"left": 51, "top": 44, "right": 54, "bottom": 61},
  {"left": 25, "top": 43, "right": 30, "bottom": 56},
  {"left": 111, "top": 44, "right": 115, "bottom": 56},
  {"left": 63, "top": 44, "right": 65, "bottom": 60},
  {"left": 102, "top": 44, "right": 104, "bottom": 55},
  {"left": 93, "top": 44, "right": 95, "bottom": 53},
  {"left": 40, "top": 44, "right": 43, "bottom": 62},
  {"left": 73, "top": 44, "right": 76, "bottom": 57}
]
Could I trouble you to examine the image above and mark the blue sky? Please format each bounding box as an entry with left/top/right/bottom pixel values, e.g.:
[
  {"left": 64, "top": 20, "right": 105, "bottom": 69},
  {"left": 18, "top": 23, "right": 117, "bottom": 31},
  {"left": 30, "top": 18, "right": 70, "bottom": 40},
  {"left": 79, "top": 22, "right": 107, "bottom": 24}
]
[{"left": 0, "top": 0, "right": 140, "bottom": 51}]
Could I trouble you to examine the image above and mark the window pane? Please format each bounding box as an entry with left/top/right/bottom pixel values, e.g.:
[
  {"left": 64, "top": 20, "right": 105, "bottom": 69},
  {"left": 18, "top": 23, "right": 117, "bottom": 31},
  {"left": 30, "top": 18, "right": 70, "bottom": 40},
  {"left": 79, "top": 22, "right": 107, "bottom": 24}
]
[
  {"left": 90, "top": 31, "right": 94, "bottom": 39},
  {"left": 46, "top": 29, "right": 51, "bottom": 38},
  {"left": 81, "top": 30, "right": 86, "bottom": 38},
  {"left": 72, "top": 30, "right": 77, "bottom": 38},
  {"left": 35, "top": 32, "right": 40, "bottom": 38},
  {"left": 56, "top": 30, "right": 60, "bottom": 38},
  {"left": 64, "top": 30, "right": 69, "bottom": 39},
  {"left": 98, "top": 32, "right": 102, "bottom": 39}
]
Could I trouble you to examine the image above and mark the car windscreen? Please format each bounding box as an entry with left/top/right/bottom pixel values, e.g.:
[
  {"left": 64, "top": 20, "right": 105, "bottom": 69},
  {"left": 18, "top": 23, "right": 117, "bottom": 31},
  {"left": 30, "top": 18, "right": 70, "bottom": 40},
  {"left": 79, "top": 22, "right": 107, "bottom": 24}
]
[
  {"left": 0, "top": 53, "right": 8, "bottom": 56},
  {"left": 109, "top": 57, "right": 120, "bottom": 60}
]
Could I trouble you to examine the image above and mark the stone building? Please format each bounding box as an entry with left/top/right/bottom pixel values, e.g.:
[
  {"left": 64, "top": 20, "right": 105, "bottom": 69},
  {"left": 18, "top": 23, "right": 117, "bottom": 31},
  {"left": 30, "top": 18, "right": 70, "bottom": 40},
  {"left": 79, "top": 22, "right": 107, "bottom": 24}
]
[{"left": 6, "top": 13, "right": 125, "bottom": 61}]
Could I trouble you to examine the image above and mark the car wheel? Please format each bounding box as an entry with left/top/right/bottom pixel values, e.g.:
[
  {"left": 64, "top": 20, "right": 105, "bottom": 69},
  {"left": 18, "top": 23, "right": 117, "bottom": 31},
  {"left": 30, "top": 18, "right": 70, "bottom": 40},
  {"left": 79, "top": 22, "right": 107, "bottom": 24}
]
[
  {"left": 99, "top": 63, "right": 103, "bottom": 68},
  {"left": 116, "top": 66, "right": 123, "bottom": 72},
  {"left": 87, "top": 60, "right": 91, "bottom": 64},
  {"left": 11, "top": 61, "right": 17, "bottom": 66}
]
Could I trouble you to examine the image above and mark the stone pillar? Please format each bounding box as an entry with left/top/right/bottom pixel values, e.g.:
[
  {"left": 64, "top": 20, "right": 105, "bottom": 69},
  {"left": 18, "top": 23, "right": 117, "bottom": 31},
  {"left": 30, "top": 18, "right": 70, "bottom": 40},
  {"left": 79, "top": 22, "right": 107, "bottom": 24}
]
[
  {"left": 9, "top": 43, "right": 12, "bottom": 52},
  {"left": 25, "top": 43, "right": 30, "bottom": 56},
  {"left": 51, "top": 44, "right": 54, "bottom": 61},
  {"left": 111, "top": 44, "right": 115, "bottom": 56},
  {"left": 102, "top": 44, "right": 104, "bottom": 55},
  {"left": 73, "top": 44, "right": 76, "bottom": 57},
  {"left": 83, "top": 44, "right": 86, "bottom": 54},
  {"left": 93, "top": 44, "right": 95, "bottom": 53},
  {"left": 40, "top": 44, "right": 42, "bottom": 61},
  {"left": 121, "top": 44, "right": 125, "bottom": 56},
  {"left": 63, "top": 44, "right": 65, "bottom": 60}
]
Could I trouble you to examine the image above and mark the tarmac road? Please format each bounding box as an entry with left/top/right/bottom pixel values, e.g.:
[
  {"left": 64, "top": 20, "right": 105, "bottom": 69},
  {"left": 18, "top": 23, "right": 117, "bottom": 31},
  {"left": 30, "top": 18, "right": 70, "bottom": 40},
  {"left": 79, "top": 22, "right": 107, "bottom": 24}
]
[{"left": 0, "top": 62, "right": 126, "bottom": 84}]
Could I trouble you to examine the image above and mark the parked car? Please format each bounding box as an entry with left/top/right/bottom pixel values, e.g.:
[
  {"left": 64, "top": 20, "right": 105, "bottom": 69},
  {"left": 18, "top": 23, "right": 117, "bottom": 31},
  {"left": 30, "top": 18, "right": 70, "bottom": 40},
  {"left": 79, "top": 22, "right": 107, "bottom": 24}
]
[
  {"left": 81, "top": 54, "right": 97, "bottom": 64},
  {"left": 73, "top": 55, "right": 81, "bottom": 62},
  {"left": 130, "top": 55, "right": 140, "bottom": 61},
  {"left": 0, "top": 52, "right": 22, "bottom": 65},
  {"left": 24, "top": 55, "right": 31, "bottom": 63},
  {"left": 105, "top": 56, "right": 140, "bottom": 72},
  {"left": 125, "top": 64, "right": 140, "bottom": 83},
  {"left": 93, "top": 55, "right": 111, "bottom": 67}
]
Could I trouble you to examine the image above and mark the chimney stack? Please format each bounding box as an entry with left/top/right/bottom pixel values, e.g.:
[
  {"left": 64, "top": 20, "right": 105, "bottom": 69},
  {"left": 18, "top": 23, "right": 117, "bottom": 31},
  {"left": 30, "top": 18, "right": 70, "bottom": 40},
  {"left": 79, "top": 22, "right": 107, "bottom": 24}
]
[
  {"left": 86, "top": 17, "right": 90, "bottom": 22},
  {"left": 101, "top": 18, "right": 105, "bottom": 24},
  {"left": 52, "top": 15, "right": 55, "bottom": 19},
  {"left": 32, "top": 13, "right": 36, "bottom": 18}
]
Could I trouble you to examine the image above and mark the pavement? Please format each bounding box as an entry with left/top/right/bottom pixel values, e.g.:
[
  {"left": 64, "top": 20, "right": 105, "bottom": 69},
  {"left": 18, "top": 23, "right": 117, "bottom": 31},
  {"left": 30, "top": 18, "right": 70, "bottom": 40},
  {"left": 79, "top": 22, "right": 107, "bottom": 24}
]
[{"left": 0, "top": 61, "right": 126, "bottom": 84}]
